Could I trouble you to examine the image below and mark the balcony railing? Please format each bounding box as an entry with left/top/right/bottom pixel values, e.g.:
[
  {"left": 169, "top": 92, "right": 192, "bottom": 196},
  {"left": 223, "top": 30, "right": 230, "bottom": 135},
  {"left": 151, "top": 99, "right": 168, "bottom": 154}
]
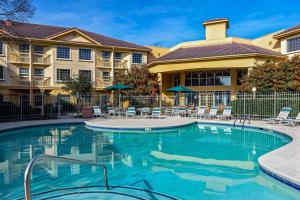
[
  {"left": 96, "top": 57, "right": 111, "bottom": 68},
  {"left": 10, "top": 76, "right": 51, "bottom": 87},
  {"left": 96, "top": 78, "right": 112, "bottom": 87},
  {"left": 114, "top": 59, "right": 128, "bottom": 69},
  {"left": 9, "top": 52, "right": 51, "bottom": 65}
]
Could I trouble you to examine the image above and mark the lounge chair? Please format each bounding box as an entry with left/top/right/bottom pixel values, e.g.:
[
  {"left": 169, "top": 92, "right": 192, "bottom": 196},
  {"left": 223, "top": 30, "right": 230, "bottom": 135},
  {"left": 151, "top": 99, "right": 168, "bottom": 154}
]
[
  {"left": 93, "top": 106, "right": 103, "bottom": 118},
  {"left": 282, "top": 112, "right": 300, "bottom": 127},
  {"left": 126, "top": 107, "right": 136, "bottom": 118},
  {"left": 151, "top": 107, "right": 161, "bottom": 118},
  {"left": 171, "top": 107, "right": 178, "bottom": 116},
  {"left": 265, "top": 107, "right": 292, "bottom": 124},
  {"left": 107, "top": 107, "right": 117, "bottom": 117},
  {"left": 217, "top": 106, "right": 232, "bottom": 120},
  {"left": 178, "top": 107, "right": 187, "bottom": 117},
  {"left": 140, "top": 107, "right": 151, "bottom": 117},
  {"left": 206, "top": 106, "right": 218, "bottom": 118},
  {"left": 197, "top": 106, "right": 207, "bottom": 118}
]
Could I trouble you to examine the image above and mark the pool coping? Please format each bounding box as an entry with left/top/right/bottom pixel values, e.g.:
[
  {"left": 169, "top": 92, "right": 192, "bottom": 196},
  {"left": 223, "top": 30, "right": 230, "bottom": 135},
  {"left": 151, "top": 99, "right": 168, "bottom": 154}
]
[{"left": 0, "top": 118, "right": 300, "bottom": 191}]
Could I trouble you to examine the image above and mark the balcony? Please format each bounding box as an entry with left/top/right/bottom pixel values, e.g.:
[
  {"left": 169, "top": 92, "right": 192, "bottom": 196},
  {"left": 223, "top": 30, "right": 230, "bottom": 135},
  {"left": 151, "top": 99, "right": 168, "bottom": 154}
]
[
  {"left": 96, "top": 57, "right": 111, "bottom": 68},
  {"left": 9, "top": 52, "right": 51, "bottom": 65},
  {"left": 96, "top": 78, "right": 112, "bottom": 88},
  {"left": 10, "top": 76, "right": 51, "bottom": 87},
  {"left": 114, "top": 59, "right": 128, "bottom": 69}
]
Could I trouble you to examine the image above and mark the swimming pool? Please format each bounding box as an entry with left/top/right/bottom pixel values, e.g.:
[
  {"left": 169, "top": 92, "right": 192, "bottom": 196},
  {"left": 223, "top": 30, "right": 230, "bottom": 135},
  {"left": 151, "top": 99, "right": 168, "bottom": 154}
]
[{"left": 0, "top": 123, "right": 299, "bottom": 199}]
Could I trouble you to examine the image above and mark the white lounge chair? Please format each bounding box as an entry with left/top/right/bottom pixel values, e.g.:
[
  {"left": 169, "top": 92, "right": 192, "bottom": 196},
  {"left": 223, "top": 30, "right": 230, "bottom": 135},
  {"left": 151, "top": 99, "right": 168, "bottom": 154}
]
[
  {"left": 151, "top": 107, "right": 161, "bottom": 118},
  {"left": 126, "top": 107, "right": 136, "bottom": 118},
  {"left": 140, "top": 107, "right": 151, "bottom": 117},
  {"left": 282, "top": 112, "right": 300, "bottom": 127},
  {"left": 217, "top": 106, "right": 232, "bottom": 120},
  {"left": 171, "top": 107, "right": 178, "bottom": 116},
  {"left": 197, "top": 106, "right": 207, "bottom": 118},
  {"left": 206, "top": 106, "right": 218, "bottom": 118},
  {"left": 93, "top": 106, "right": 102, "bottom": 118},
  {"left": 265, "top": 107, "right": 292, "bottom": 124}
]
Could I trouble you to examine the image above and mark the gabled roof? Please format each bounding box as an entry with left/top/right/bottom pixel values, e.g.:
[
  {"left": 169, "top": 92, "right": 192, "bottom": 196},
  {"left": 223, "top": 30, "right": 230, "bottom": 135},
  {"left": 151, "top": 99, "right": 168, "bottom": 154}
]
[
  {"left": 0, "top": 20, "right": 150, "bottom": 51},
  {"left": 154, "top": 42, "right": 283, "bottom": 63},
  {"left": 273, "top": 24, "right": 300, "bottom": 39}
]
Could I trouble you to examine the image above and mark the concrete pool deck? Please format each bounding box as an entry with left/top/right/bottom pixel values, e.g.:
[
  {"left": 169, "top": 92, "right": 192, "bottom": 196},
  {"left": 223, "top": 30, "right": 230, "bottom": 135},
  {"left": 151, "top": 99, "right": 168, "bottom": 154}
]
[{"left": 0, "top": 117, "right": 300, "bottom": 190}]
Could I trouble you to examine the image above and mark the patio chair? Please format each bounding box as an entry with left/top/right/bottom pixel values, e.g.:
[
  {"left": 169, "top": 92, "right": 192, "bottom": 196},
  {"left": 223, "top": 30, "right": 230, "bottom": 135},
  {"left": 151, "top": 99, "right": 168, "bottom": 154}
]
[
  {"left": 265, "top": 107, "right": 292, "bottom": 124},
  {"left": 206, "top": 106, "right": 218, "bottom": 118},
  {"left": 197, "top": 106, "right": 207, "bottom": 118},
  {"left": 126, "top": 107, "right": 136, "bottom": 118},
  {"left": 151, "top": 107, "right": 161, "bottom": 118},
  {"left": 140, "top": 107, "right": 151, "bottom": 117},
  {"left": 107, "top": 107, "right": 117, "bottom": 117},
  {"left": 171, "top": 107, "right": 179, "bottom": 116},
  {"left": 282, "top": 112, "right": 300, "bottom": 127},
  {"left": 93, "top": 106, "right": 103, "bottom": 118},
  {"left": 216, "top": 106, "right": 232, "bottom": 120},
  {"left": 178, "top": 107, "right": 187, "bottom": 117}
]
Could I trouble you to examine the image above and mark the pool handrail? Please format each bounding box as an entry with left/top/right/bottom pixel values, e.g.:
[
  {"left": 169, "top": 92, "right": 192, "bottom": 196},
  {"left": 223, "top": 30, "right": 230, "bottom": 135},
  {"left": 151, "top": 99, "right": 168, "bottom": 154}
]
[{"left": 24, "top": 154, "right": 109, "bottom": 200}]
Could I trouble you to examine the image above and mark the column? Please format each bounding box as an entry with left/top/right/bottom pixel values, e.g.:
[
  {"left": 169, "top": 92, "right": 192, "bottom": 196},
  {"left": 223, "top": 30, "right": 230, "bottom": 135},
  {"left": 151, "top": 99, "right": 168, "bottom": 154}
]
[
  {"left": 179, "top": 71, "right": 185, "bottom": 106},
  {"left": 230, "top": 69, "right": 237, "bottom": 101}
]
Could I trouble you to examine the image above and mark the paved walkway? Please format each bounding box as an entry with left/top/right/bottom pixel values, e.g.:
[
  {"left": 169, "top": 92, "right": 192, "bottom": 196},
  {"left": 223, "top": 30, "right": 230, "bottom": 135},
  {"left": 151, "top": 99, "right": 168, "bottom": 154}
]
[
  {"left": 0, "top": 117, "right": 300, "bottom": 188},
  {"left": 85, "top": 117, "right": 196, "bottom": 130}
]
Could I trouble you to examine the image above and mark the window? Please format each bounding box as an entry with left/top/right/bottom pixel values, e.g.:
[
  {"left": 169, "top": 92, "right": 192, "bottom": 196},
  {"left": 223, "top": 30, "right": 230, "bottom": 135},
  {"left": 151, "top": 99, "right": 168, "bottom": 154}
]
[
  {"left": 132, "top": 53, "right": 142, "bottom": 64},
  {"left": 114, "top": 52, "right": 122, "bottom": 59},
  {"left": 19, "top": 68, "right": 29, "bottom": 77},
  {"left": 57, "top": 47, "right": 70, "bottom": 59},
  {"left": 0, "top": 65, "right": 4, "bottom": 80},
  {"left": 79, "top": 48, "right": 91, "bottom": 60},
  {"left": 287, "top": 36, "right": 300, "bottom": 52},
  {"left": 237, "top": 69, "right": 248, "bottom": 85},
  {"left": 79, "top": 70, "right": 92, "bottom": 81},
  {"left": 173, "top": 73, "right": 180, "bottom": 86},
  {"left": 34, "top": 68, "right": 44, "bottom": 77},
  {"left": 102, "top": 51, "right": 110, "bottom": 58},
  {"left": 102, "top": 72, "right": 110, "bottom": 81},
  {"left": 34, "top": 46, "right": 44, "bottom": 54},
  {"left": 20, "top": 94, "right": 29, "bottom": 106},
  {"left": 185, "top": 70, "right": 231, "bottom": 86},
  {"left": 59, "top": 95, "right": 71, "bottom": 103},
  {"left": 214, "top": 91, "right": 231, "bottom": 106},
  {"left": 57, "top": 69, "right": 70, "bottom": 82},
  {"left": 0, "top": 42, "right": 3, "bottom": 55},
  {"left": 34, "top": 94, "right": 43, "bottom": 106},
  {"left": 19, "top": 44, "right": 29, "bottom": 52}
]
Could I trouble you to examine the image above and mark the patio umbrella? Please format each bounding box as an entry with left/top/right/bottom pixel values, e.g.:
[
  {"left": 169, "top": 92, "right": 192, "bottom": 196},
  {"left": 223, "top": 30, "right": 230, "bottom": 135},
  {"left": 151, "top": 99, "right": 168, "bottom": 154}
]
[
  {"left": 167, "top": 86, "right": 196, "bottom": 106},
  {"left": 106, "top": 84, "right": 132, "bottom": 109}
]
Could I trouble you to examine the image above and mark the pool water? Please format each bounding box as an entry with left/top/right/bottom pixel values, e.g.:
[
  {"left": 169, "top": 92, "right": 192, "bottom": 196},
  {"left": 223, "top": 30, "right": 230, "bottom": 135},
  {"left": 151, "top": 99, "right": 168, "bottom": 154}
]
[{"left": 0, "top": 123, "right": 299, "bottom": 200}]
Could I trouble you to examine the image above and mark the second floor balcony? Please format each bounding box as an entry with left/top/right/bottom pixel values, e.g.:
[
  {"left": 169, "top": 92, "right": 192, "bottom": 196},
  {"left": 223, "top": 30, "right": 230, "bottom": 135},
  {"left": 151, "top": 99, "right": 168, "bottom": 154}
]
[
  {"left": 96, "top": 57, "right": 128, "bottom": 69},
  {"left": 10, "top": 76, "right": 51, "bottom": 87},
  {"left": 95, "top": 77, "right": 112, "bottom": 88},
  {"left": 9, "top": 52, "right": 51, "bottom": 65}
]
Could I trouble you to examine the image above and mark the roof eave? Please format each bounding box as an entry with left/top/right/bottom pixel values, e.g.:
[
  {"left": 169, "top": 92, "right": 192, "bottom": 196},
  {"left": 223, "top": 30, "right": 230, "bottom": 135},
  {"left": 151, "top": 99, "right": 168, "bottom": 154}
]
[
  {"left": 148, "top": 53, "right": 286, "bottom": 67},
  {"left": 273, "top": 29, "right": 300, "bottom": 39}
]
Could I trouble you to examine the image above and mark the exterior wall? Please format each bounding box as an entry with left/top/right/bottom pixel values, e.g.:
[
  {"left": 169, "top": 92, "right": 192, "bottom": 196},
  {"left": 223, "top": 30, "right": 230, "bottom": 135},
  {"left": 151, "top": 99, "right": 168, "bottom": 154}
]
[
  {"left": 147, "top": 46, "right": 170, "bottom": 63},
  {"left": 280, "top": 33, "right": 300, "bottom": 58},
  {"left": 252, "top": 31, "right": 282, "bottom": 52},
  {"left": 204, "top": 22, "right": 227, "bottom": 40}
]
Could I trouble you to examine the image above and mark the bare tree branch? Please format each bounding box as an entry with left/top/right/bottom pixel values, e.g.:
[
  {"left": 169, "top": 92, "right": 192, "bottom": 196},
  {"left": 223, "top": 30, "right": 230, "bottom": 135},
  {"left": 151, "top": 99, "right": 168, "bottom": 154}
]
[{"left": 0, "top": 0, "right": 35, "bottom": 22}]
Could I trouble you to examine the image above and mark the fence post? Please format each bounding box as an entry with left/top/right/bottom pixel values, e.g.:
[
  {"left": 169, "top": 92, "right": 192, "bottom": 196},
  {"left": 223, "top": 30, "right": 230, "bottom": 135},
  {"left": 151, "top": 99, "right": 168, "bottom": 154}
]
[
  {"left": 20, "top": 94, "right": 23, "bottom": 121},
  {"left": 41, "top": 91, "right": 44, "bottom": 117},
  {"left": 57, "top": 94, "right": 61, "bottom": 117},
  {"left": 243, "top": 93, "right": 246, "bottom": 117},
  {"left": 274, "top": 91, "right": 277, "bottom": 118}
]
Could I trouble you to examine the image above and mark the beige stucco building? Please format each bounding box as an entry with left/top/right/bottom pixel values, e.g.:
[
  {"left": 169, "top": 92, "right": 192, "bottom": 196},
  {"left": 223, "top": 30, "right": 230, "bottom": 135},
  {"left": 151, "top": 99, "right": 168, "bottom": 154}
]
[
  {"left": 0, "top": 20, "right": 150, "bottom": 105},
  {"left": 149, "top": 18, "right": 300, "bottom": 107}
]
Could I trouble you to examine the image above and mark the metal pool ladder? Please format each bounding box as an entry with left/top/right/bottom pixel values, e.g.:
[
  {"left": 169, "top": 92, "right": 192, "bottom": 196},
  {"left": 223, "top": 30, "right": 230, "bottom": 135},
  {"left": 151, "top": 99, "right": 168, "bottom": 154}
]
[{"left": 24, "top": 154, "right": 179, "bottom": 200}]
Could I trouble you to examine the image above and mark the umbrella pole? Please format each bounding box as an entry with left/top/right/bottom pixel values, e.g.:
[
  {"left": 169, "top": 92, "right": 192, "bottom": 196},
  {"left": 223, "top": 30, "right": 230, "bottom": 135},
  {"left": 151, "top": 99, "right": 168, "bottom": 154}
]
[{"left": 119, "top": 89, "right": 121, "bottom": 110}]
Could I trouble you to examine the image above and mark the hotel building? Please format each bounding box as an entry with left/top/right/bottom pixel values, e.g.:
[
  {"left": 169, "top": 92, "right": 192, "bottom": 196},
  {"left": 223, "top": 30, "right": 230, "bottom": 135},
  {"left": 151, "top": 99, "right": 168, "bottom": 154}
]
[{"left": 149, "top": 19, "right": 300, "bottom": 106}]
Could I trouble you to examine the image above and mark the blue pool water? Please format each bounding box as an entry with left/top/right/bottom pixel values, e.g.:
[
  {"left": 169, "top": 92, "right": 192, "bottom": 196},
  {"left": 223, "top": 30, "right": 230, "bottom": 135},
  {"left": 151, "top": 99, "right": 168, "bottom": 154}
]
[{"left": 0, "top": 123, "right": 299, "bottom": 200}]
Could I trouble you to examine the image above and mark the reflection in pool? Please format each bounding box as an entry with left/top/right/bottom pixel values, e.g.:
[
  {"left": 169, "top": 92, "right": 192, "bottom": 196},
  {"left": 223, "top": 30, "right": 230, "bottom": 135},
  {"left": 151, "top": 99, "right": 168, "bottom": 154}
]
[{"left": 0, "top": 123, "right": 299, "bottom": 200}]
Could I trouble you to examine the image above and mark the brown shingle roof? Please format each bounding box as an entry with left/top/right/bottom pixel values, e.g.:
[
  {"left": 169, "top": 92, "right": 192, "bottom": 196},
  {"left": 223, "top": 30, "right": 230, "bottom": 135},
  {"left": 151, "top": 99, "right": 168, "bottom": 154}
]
[
  {"left": 156, "top": 42, "right": 282, "bottom": 62},
  {"left": 0, "top": 20, "right": 149, "bottom": 51},
  {"left": 274, "top": 24, "right": 300, "bottom": 38}
]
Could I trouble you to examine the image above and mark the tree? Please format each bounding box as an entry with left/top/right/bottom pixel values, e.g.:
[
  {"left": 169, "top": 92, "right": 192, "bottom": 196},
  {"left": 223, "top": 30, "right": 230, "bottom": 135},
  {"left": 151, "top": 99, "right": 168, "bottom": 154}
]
[
  {"left": 63, "top": 74, "right": 93, "bottom": 96},
  {"left": 114, "top": 65, "right": 160, "bottom": 96},
  {"left": 241, "top": 55, "right": 300, "bottom": 92},
  {"left": 0, "top": 0, "right": 35, "bottom": 22}
]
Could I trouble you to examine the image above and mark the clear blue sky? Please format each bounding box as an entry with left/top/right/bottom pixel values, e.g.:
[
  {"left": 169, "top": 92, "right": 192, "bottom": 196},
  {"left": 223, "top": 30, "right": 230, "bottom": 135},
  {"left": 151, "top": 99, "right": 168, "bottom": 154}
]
[{"left": 32, "top": 0, "right": 300, "bottom": 47}]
